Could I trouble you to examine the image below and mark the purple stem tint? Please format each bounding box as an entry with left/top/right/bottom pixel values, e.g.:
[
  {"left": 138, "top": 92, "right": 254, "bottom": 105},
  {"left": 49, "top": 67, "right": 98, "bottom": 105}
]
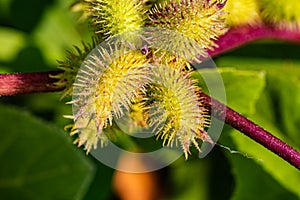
[
  {"left": 0, "top": 71, "right": 63, "bottom": 96},
  {"left": 200, "top": 92, "right": 300, "bottom": 170},
  {"left": 209, "top": 24, "right": 300, "bottom": 56}
]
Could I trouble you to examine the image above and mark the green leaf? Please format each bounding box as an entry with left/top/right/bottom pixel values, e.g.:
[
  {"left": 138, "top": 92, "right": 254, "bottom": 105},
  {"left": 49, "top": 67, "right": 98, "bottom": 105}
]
[
  {"left": 33, "top": 1, "right": 91, "bottom": 66},
  {"left": 82, "top": 161, "right": 115, "bottom": 200},
  {"left": 165, "top": 147, "right": 234, "bottom": 200},
  {"left": 0, "top": 27, "right": 26, "bottom": 71},
  {"left": 216, "top": 58, "right": 300, "bottom": 143},
  {"left": 226, "top": 127, "right": 300, "bottom": 199},
  {"left": 0, "top": 105, "right": 94, "bottom": 200},
  {"left": 216, "top": 57, "right": 300, "bottom": 198},
  {"left": 221, "top": 137, "right": 298, "bottom": 200},
  {"left": 0, "top": 0, "right": 10, "bottom": 18},
  {"left": 195, "top": 68, "right": 266, "bottom": 114},
  {"left": 167, "top": 157, "right": 209, "bottom": 200},
  {"left": 266, "top": 70, "right": 300, "bottom": 147}
]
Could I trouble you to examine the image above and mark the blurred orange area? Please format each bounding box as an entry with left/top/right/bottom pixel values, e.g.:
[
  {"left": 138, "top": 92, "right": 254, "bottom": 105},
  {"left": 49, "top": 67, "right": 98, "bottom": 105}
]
[{"left": 112, "top": 155, "right": 163, "bottom": 200}]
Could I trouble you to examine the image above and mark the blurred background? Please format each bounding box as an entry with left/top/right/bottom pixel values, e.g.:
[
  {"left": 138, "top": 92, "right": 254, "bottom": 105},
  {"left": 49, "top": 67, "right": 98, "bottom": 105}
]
[{"left": 0, "top": 0, "right": 299, "bottom": 199}]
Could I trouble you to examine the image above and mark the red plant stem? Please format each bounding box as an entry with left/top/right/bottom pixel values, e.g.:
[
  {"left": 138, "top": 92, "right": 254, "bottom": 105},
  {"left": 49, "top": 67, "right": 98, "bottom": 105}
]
[
  {"left": 200, "top": 92, "right": 300, "bottom": 170},
  {"left": 209, "top": 24, "right": 300, "bottom": 56},
  {"left": 0, "top": 71, "right": 63, "bottom": 96}
]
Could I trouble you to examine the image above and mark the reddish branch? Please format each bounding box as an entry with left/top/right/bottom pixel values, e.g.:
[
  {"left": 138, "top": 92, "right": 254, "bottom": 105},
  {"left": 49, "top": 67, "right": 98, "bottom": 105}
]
[
  {"left": 209, "top": 24, "right": 300, "bottom": 56},
  {"left": 0, "top": 71, "right": 63, "bottom": 96},
  {"left": 200, "top": 92, "right": 300, "bottom": 170},
  {"left": 1, "top": 24, "right": 300, "bottom": 170}
]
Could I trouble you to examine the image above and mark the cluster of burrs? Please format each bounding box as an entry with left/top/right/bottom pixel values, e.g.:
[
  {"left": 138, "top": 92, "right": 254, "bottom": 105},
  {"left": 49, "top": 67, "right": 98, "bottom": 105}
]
[{"left": 52, "top": 0, "right": 228, "bottom": 158}]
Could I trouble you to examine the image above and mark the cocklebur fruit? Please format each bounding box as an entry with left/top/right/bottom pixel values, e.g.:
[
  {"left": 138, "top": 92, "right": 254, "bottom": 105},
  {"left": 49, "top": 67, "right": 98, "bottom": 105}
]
[{"left": 147, "top": 0, "right": 228, "bottom": 50}]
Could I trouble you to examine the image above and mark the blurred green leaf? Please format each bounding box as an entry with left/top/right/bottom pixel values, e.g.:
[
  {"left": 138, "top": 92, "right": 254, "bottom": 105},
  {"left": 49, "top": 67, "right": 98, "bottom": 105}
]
[
  {"left": 0, "top": 27, "right": 26, "bottom": 62},
  {"left": 9, "top": 0, "right": 54, "bottom": 32},
  {"left": 82, "top": 161, "right": 115, "bottom": 200},
  {"left": 0, "top": 0, "right": 11, "bottom": 18},
  {"left": 166, "top": 147, "right": 234, "bottom": 200},
  {"left": 167, "top": 157, "right": 211, "bottom": 200},
  {"left": 33, "top": 1, "right": 91, "bottom": 66},
  {"left": 0, "top": 105, "right": 94, "bottom": 200}
]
